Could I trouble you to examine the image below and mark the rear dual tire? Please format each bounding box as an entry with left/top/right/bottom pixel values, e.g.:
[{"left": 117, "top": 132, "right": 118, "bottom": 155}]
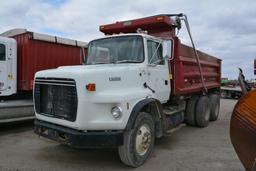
[
  {"left": 195, "top": 96, "right": 211, "bottom": 127},
  {"left": 185, "top": 96, "right": 198, "bottom": 126},
  {"left": 185, "top": 94, "right": 220, "bottom": 128},
  {"left": 209, "top": 94, "right": 220, "bottom": 121}
]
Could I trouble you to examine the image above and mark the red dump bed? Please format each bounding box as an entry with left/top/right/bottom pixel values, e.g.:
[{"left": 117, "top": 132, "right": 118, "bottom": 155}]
[
  {"left": 4, "top": 30, "right": 87, "bottom": 91},
  {"left": 100, "top": 15, "right": 221, "bottom": 95},
  {"left": 171, "top": 37, "right": 221, "bottom": 95}
]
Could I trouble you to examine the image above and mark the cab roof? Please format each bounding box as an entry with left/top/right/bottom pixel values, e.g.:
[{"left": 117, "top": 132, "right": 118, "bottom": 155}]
[{"left": 91, "top": 33, "right": 163, "bottom": 43}]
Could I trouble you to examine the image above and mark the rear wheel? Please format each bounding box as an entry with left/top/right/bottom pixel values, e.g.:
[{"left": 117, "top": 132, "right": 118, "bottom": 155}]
[
  {"left": 195, "top": 96, "right": 211, "bottom": 127},
  {"left": 118, "top": 112, "right": 155, "bottom": 167},
  {"left": 185, "top": 96, "right": 199, "bottom": 126},
  {"left": 209, "top": 94, "right": 220, "bottom": 121}
]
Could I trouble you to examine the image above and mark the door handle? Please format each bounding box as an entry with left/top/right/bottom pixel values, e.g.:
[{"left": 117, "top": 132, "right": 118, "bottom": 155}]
[
  {"left": 165, "top": 80, "right": 168, "bottom": 85},
  {"left": 143, "top": 82, "right": 155, "bottom": 93}
]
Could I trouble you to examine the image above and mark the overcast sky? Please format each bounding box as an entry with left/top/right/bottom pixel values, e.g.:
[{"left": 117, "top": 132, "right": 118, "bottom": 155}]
[{"left": 1, "top": 0, "right": 255, "bottom": 79}]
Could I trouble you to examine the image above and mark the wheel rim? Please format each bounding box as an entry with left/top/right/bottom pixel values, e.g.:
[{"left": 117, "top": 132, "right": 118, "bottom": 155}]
[{"left": 135, "top": 124, "right": 152, "bottom": 156}]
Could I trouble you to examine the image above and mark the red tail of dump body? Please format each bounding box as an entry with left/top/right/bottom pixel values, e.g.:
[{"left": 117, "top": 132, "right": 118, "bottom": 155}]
[{"left": 100, "top": 15, "right": 221, "bottom": 96}]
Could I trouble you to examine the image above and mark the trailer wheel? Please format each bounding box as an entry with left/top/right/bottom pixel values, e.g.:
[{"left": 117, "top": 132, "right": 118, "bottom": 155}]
[
  {"left": 220, "top": 90, "right": 227, "bottom": 98},
  {"left": 231, "top": 93, "right": 236, "bottom": 99},
  {"left": 195, "top": 96, "right": 210, "bottom": 127},
  {"left": 185, "top": 96, "right": 199, "bottom": 126},
  {"left": 209, "top": 94, "right": 220, "bottom": 121},
  {"left": 118, "top": 112, "right": 155, "bottom": 167}
]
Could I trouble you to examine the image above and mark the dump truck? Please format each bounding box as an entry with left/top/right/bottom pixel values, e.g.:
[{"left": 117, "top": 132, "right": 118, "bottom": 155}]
[
  {"left": 0, "top": 29, "right": 87, "bottom": 123},
  {"left": 34, "top": 14, "right": 221, "bottom": 167}
]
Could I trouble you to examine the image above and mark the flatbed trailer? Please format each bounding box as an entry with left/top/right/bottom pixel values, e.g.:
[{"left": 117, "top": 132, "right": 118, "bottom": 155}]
[{"left": 221, "top": 86, "right": 242, "bottom": 99}]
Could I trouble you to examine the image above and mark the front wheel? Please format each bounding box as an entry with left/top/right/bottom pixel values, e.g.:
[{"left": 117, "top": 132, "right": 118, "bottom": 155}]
[{"left": 118, "top": 112, "right": 155, "bottom": 167}]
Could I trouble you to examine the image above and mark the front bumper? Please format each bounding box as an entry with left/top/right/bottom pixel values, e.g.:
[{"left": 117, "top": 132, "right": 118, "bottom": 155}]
[{"left": 34, "top": 119, "right": 123, "bottom": 148}]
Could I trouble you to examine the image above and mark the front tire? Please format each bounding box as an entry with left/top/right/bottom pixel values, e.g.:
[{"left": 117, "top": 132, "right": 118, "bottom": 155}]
[{"left": 118, "top": 112, "right": 155, "bottom": 167}]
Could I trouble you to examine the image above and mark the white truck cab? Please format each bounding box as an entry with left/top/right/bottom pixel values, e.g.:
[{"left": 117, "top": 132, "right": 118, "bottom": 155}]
[
  {"left": 34, "top": 34, "right": 172, "bottom": 129},
  {"left": 34, "top": 33, "right": 173, "bottom": 166},
  {"left": 0, "top": 37, "right": 17, "bottom": 96}
]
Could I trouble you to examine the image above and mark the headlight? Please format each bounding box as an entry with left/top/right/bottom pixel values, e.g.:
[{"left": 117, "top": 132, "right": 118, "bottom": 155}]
[{"left": 111, "top": 106, "right": 122, "bottom": 119}]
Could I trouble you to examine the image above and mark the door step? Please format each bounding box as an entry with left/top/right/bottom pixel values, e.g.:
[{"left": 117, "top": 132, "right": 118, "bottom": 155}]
[
  {"left": 163, "top": 101, "right": 186, "bottom": 115},
  {"left": 165, "top": 124, "right": 186, "bottom": 135}
]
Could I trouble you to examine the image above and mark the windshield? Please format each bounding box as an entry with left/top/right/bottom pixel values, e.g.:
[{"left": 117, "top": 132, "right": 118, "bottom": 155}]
[
  {"left": 86, "top": 36, "right": 144, "bottom": 65},
  {"left": 0, "top": 44, "right": 6, "bottom": 61}
]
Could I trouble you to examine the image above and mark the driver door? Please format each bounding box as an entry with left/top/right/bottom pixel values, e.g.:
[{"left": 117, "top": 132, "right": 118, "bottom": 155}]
[{"left": 146, "top": 39, "right": 170, "bottom": 103}]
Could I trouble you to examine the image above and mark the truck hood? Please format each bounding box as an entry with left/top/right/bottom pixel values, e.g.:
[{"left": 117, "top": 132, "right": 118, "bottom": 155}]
[
  {"left": 57, "top": 64, "right": 135, "bottom": 73},
  {"left": 35, "top": 64, "right": 148, "bottom": 96},
  {"left": 35, "top": 63, "right": 152, "bottom": 130},
  {"left": 37, "top": 64, "right": 145, "bottom": 75}
]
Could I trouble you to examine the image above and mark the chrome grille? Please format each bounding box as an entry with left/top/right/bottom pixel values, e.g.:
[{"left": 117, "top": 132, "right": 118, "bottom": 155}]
[{"left": 34, "top": 77, "right": 77, "bottom": 122}]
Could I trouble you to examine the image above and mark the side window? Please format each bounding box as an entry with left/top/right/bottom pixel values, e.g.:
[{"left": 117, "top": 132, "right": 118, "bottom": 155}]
[
  {"left": 0, "top": 44, "right": 6, "bottom": 61},
  {"left": 147, "top": 40, "right": 163, "bottom": 65}
]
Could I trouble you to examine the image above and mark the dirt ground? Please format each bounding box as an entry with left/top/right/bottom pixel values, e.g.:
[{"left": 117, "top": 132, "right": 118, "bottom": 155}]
[{"left": 0, "top": 99, "right": 243, "bottom": 171}]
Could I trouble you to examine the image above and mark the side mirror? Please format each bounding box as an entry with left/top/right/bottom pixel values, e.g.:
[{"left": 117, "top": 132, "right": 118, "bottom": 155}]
[{"left": 162, "top": 40, "right": 173, "bottom": 60}]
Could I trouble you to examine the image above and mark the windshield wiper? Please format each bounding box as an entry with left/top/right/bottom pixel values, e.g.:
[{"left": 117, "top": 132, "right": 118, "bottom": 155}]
[{"left": 115, "top": 60, "right": 140, "bottom": 64}]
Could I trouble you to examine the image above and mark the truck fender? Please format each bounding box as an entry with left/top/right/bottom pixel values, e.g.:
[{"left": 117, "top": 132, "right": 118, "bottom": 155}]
[{"left": 125, "top": 98, "right": 165, "bottom": 138}]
